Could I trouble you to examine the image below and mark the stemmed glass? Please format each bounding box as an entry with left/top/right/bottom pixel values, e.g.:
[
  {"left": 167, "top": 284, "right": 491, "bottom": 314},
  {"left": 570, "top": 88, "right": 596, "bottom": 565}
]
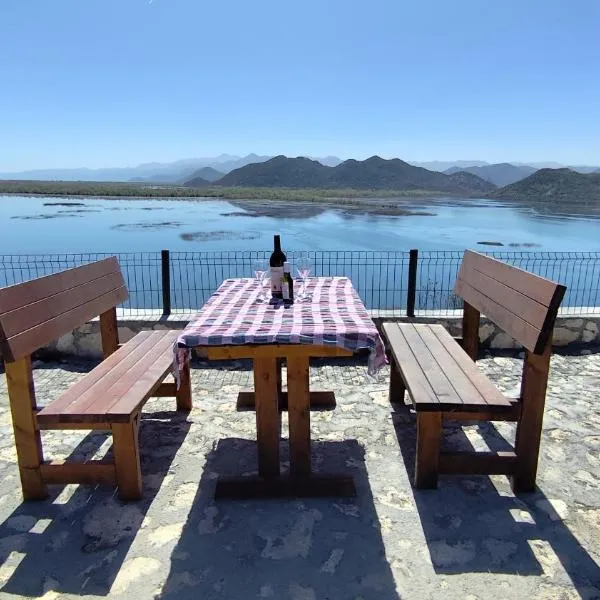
[
  {"left": 295, "top": 252, "right": 311, "bottom": 301},
  {"left": 253, "top": 259, "right": 268, "bottom": 302}
]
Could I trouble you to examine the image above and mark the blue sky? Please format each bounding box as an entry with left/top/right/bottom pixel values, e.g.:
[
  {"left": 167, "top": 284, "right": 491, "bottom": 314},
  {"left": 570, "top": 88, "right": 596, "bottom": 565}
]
[{"left": 1, "top": 0, "right": 599, "bottom": 170}]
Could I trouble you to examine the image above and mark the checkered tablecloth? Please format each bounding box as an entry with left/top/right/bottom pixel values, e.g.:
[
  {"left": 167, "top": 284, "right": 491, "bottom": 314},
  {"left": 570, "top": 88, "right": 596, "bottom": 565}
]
[{"left": 176, "top": 277, "right": 387, "bottom": 374}]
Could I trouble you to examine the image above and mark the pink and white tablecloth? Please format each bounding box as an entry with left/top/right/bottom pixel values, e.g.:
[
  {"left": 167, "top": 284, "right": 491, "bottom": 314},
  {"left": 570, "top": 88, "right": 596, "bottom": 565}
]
[{"left": 176, "top": 277, "right": 387, "bottom": 374}]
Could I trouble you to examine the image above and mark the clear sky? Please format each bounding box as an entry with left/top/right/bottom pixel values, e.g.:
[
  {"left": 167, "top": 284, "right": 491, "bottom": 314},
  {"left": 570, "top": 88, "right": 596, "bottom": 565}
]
[{"left": 1, "top": 0, "right": 599, "bottom": 170}]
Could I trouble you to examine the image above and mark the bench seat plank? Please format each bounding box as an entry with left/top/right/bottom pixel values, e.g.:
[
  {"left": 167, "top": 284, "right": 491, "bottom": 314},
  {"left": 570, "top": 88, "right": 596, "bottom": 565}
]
[
  {"left": 398, "top": 323, "right": 464, "bottom": 406},
  {"left": 36, "top": 330, "right": 156, "bottom": 417},
  {"left": 382, "top": 322, "right": 438, "bottom": 406},
  {"left": 384, "top": 322, "right": 512, "bottom": 412},
  {"left": 37, "top": 330, "right": 178, "bottom": 424}
]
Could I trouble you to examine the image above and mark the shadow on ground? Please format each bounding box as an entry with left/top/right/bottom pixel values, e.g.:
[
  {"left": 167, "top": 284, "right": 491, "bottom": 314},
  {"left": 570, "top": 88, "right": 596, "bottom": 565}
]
[
  {"left": 391, "top": 403, "right": 600, "bottom": 595},
  {"left": 0, "top": 409, "right": 190, "bottom": 597},
  {"left": 157, "top": 438, "right": 400, "bottom": 599}
]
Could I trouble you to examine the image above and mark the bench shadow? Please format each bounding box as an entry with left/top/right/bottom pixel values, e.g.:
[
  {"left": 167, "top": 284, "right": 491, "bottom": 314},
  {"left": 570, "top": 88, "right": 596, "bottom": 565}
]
[
  {"left": 0, "top": 408, "right": 190, "bottom": 597},
  {"left": 391, "top": 404, "right": 600, "bottom": 594},
  {"left": 155, "top": 438, "right": 401, "bottom": 600}
]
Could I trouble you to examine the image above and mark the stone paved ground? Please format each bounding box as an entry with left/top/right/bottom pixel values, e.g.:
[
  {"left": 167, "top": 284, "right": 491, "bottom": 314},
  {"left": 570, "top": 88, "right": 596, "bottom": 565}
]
[{"left": 0, "top": 351, "right": 599, "bottom": 599}]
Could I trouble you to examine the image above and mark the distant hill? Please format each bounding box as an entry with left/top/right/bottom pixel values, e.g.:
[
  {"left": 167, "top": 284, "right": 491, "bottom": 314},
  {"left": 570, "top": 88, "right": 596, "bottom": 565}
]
[
  {"left": 411, "top": 160, "right": 489, "bottom": 172},
  {"left": 213, "top": 156, "right": 329, "bottom": 188},
  {"left": 192, "top": 155, "right": 496, "bottom": 194},
  {"left": 446, "top": 170, "right": 499, "bottom": 193},
  {"left": 488, "top": 168, "right": 600, "bottom": 204},
  {"left": 183, "top": 166, "right": 224, "bottom": 183},
  {"left": 182, "top": 175, "right": 211, "bottom": 188},
  {"left": 444, "top": 163, "right": 537, "bottom": 187}
]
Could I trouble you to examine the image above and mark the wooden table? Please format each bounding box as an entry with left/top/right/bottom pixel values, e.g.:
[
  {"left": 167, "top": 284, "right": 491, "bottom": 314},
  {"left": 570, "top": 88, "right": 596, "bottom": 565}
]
[{"left": 176, "top": 277, "right": 387, "bottom": 499}]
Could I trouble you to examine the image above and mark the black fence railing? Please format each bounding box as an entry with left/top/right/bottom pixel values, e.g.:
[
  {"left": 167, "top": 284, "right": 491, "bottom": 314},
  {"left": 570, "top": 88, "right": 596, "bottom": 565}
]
[{"left": 1, "top": 250, "right": 599, "bottom": 317}]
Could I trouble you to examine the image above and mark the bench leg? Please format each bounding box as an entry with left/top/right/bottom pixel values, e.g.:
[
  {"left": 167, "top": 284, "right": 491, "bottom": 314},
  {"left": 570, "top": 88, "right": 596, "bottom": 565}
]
[
  {"left": 415, "top": 412, "right": 441, "bottom": 489},
  {"left": 176, "top": 361, "right": 192, "bottom": 412},
  {"left": 512, "top": 348, "right": 550, "bottom": 493},
  {"left": 389, "top": 360, "right": 405, "bottom": 405},
  {"left": 5, "top": 357, "right": 48, "bottom": 500},
  {"left": 112, "top": 416, "right": 142, "bottom": 500}
]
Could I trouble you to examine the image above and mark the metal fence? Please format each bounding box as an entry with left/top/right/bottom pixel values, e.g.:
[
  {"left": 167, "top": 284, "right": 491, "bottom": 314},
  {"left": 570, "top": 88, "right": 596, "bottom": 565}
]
[{"left": 1, "top": 250, "right": 599, "bottom": 317}]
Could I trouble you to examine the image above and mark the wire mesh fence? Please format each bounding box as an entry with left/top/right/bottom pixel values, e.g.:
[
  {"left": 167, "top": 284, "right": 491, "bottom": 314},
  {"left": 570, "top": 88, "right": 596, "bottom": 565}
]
[
  {"left": 1, "top": 250, "right": 598, "bottom": 316},
  {"left": 0, "top": 253, "right": 162, "bottom": 313},
  {"left": 169, "top": 251, "right": 411, "bottom": 315}
]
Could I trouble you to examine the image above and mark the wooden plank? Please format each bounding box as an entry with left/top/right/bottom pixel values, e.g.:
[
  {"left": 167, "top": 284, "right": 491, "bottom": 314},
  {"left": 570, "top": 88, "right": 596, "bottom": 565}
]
[
  {"left": 389, "top": 358, "right": 406, "bottom": 405},
  {"left": 382, "top": 322, "right": 438, "bottom": 407},
  {"left": 512, "top": 343, "right": 551, "bottom": 493},
  {"left": 399, "top": 324, "right": 464, "bottom": 406},
  {"left": 155, "top": 382, "right": 177, "bottom": 397},
  {"left": 254, "top": 357, "right": 280, "bottom": 477},
  {"left": 4, "top": 357, "right": 48, "bottom": 500},
  {"left": 1, "top": 272, "right": 126, "bottom": 338},
  {"left": 215, "top": 474, "right": 356, "bottom": 499},
  {"left": 4, "top": 285, "right": 129, "bottom": 362},
  {"left": 461, "top": 251, "right": 560, "bottom": 305},
  {"left": 37, "top": 421, "right": 111, "bottom": 430},
  {"left": 112, "top": 418, "right": 143, "bottom": 500},
  {"left": 439, "top": 451, "right": 517, "bottom": 475},
  {"left": 99, "top": 307, "right": 119, "bottom": 358},
  {"left": 458, "top": 264, "right": 550, "bottom": 330},
  {"left": 36, "top": 330, "right": 159, "bottom": 422},
  {"left": 0, "top": 257, "right": 122, "bottom": 315},
  {"left": 416, "top": 324, "right": 488, "bottom": 407},
  {"left": 176, "top": 361, "right": 192, "bottom": 412},
  {"left": 429, "top": 325, "right": 512, "bottom": 408},
  {"left": 415, "top": 411, "right": 441, "bottom": 489},
  {"left": 201, "top": 344, "right": 353, "bottom": 360},
  {"left": 236, "top": 390, "right": 336, "bottom": 411},
  {"left": 442, "top": 407, "right": 520, "bottom": 422},
  {"left": 38, "top": 331, "right": 169, "bottom": 422},
  {"left": 287, "top": 356, "right": 311, "bottom": 478},
  {"left": 455, "top": 278, "right": 541, "bottom": 352},
  {"left": 462, "top": 302, "right": 480, "bottom": 361},
  {"left": 39, "top": 460, "right": 116, "bottom": 485},
  {"left": 92, "top": 331, "right": 177, "bottom": 421}
]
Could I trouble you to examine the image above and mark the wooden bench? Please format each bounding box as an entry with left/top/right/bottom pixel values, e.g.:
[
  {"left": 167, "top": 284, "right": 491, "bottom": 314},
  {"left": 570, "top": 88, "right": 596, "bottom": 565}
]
[
  {"left": 0, "top": 257, "right": 192, "bottom": 501},
  {"left": 383, "top": 250, "right": 566, "bottom": 493}
]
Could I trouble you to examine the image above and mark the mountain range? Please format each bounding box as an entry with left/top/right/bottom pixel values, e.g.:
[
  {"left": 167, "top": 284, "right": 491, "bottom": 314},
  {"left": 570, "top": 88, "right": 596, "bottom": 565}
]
[
  {"left": 186, "top": 155, "right": 497, "bottom": 195},
  {"left": 443, "top": 163, "right": 538, "bottom": 187},
  {"left": 2, "top": 155, "right": 599, "bottom": 185}
]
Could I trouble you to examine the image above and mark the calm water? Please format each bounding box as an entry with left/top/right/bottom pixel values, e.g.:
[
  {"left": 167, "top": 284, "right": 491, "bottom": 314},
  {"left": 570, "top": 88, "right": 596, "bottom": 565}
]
[
  {"left": 1, "top": 194, "right": 599, "bottom": 310},
  {"left": 1, "top": 194, "right": 600, "bottom": 254}
]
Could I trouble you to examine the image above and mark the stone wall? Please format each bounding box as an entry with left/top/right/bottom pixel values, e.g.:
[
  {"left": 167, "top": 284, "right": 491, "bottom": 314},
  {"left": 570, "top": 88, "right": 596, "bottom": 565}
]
[{"left": 38, "top": 310, "right": 600, "bottom": 359}]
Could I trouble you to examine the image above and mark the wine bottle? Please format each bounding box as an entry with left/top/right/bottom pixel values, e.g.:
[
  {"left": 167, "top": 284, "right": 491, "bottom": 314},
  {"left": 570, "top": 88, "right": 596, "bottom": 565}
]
[
  {"left": 269, "top": 234, "right": 286, "bottom": 299},
  {"left": 282, "top": 261, "right": 294, "bottom": 304}
]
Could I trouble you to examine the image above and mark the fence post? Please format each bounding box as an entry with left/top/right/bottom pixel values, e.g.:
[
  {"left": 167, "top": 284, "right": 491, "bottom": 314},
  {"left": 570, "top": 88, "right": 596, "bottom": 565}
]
[
  {"left": 407, "top": 249, "right": 418, "bottom": 317},
  {"left": 161, "top": 250, "right": 171, "bottom": 316}
]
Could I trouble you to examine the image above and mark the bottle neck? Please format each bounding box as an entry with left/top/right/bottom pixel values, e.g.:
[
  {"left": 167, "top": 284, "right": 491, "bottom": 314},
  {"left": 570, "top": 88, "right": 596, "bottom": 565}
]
[{"left": 274, "top": 235, "right": 281, "bottom": 251}]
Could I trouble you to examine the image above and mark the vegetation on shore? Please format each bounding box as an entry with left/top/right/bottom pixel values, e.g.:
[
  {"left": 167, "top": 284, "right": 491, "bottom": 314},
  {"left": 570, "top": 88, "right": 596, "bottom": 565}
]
[{"left": 0, "top": 179, "right": 446, "bottom": 202}]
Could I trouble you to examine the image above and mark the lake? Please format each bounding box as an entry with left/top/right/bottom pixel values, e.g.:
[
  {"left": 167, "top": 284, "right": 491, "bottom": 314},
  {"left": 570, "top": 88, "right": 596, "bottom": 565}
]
[
  {"left": 1, "top": 194, "right": 600, "bottom": 254},
  {"left": 1, "top": 194, "right": 599, "bottom": 311}
]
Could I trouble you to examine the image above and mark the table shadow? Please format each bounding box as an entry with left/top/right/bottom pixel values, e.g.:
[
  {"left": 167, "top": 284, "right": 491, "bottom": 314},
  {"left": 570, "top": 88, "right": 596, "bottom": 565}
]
[
  {"left": 391, "top": 403, "right": 600, "bottom": 593},
  {"left": 156, "top": 437, "right": 401, "bottom": 599},
  {"left": 0, "top": 409, "right": 190, "bottom": 597}
]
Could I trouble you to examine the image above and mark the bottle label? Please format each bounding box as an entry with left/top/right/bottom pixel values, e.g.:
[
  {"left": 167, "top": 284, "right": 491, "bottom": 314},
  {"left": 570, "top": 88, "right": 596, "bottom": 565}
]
[
  {"left": 270, "top": 267, "right": 283, "bottom": 293},
  {"left": 282, "top": 280, "right": 290, "bottom": 301}
]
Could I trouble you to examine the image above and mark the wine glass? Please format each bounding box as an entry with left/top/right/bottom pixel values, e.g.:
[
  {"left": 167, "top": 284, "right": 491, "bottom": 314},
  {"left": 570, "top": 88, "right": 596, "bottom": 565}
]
[
  {"left": 252, "top": 259, "right": 268, "bottom": 302},
  {"left": 295, "top": 252, "right": 311, "bottom": 301}
]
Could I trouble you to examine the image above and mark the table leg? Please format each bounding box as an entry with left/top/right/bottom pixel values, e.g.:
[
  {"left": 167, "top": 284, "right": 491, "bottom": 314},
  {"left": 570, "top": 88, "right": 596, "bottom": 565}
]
[
  {"left": 287, "top": 355, "right": 311, "bottom": 478},
  {"left": 254, "top": 357, "right": 280, "bottom": 478}
]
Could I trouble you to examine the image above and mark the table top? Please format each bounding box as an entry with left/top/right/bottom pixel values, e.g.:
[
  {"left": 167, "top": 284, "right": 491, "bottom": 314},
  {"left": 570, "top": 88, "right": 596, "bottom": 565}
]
[{"left": 177, "top": 277, "right": 387, "bottom": 373}]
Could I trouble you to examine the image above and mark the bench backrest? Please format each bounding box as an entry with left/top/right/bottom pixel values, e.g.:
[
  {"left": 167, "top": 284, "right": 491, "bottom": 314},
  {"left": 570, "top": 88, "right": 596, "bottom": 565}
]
[
  {"left": 454, "top": 250, "right": 566, "bottom": 354},
  {"left": 0, "top": 257, "right": 128, "bottom": 362}
]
